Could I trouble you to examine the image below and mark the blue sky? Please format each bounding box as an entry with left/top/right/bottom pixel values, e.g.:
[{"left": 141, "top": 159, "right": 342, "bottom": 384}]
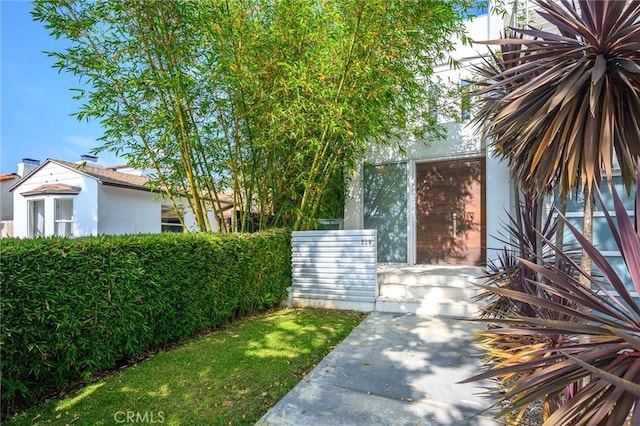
[{"left": 1, "top": 1, "right": 120, "bottom": 173}]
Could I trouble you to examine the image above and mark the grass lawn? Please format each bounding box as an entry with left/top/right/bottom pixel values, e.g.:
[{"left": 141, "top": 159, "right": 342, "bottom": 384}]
[{"left": 6, "top": 308, "right": 366, "bottom": 426}]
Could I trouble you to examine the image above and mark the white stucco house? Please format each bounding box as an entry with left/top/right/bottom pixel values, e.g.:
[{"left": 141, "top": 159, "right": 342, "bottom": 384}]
[
  {"left": 1, "top": 158, "right": 42, "bottom": 237},
  {"left": 10, "top": 157, "right": 229, "bottom": 238},
  {"left": 343, "top": 5, "right": 512, "bottom": 267},
  {"left": 342, "top": 1, "right": 637, "bottom": 277}
]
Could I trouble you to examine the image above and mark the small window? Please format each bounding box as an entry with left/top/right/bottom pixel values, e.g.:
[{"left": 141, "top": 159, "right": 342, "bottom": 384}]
[
  {"left": 54, "top": 198, "right": 74, "bottom": 237},
  {"left": 161, "top": 205, "right": 183, "bottom": 233},
  {"left": 28, "top": 199, "right": 45, "bottom": 237}
]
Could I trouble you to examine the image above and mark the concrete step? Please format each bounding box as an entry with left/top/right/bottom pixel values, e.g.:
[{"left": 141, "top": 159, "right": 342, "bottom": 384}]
[
  {"left": 378, "top": 266, "right": 482, "bottom": 293},
  {"left": 376, "top": 265, "right": 484, "bottom": 317},
  {"left": 378, "top": 282, "right": 479, "bottom": 301},
  {"left": 377, "top": 265, "right": 484, "bottom": 287},
  {"left": 375, "top": 297, "right": 480, "bottom": 317}
]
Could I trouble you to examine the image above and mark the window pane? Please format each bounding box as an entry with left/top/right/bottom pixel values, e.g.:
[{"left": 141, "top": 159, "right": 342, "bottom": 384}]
[
  {"left": 55, "top": 199, "right": 73, "bottom": 221},
  {"left": 54, "top": 198, "right": 73, "bottom": 237},
  {"left": 56, "top": 222, "right": 73, "bottom": 237},
  {"left": 162, "top": 205, "right": 183, "bottom": 233},
  {"left": 562, "top": 177, "right": 636, "bottom": 213},
  {"left": 29, "top": 199, "right": 45, "bottom": 237},
  {"left": 594, "top": 177, "right": 636, "bottom": 212},
  {"left": 364, "top": 163, "right": 407, "bottom": 263}
]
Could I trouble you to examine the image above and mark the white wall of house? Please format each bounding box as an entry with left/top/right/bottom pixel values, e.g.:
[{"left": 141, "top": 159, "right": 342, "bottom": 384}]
[
  {"left": 343, "top": 8, "right": 515, "bottom": 265},
  {"left": 344, "top": 132, "right": 514, "bottom": 265},
  {"left": 485, "top": 148, "right": 513, "bottom": 258},
  {"left": 182, "top": 202, "right": 220, "bottom": 233},
  {"left": 12, "top": 162, "right": 98, "bottom": 238},
  {"left": 98, "top": 185, "right": 161, "bottom": 235}
]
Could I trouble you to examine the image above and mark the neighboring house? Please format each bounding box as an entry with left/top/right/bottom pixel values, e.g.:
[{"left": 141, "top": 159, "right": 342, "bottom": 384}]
[
  {"left": 0, "top": 158, "right": 41, "bottom": 237},
  {"left": 10, "top": 157, "right": 229, "bottom": 238},
  {"left": 1, "top": 173, "right": 20, "bottom": 237},
  {"left": 343, "top": 6, "right": 512, "bottom": 266}
]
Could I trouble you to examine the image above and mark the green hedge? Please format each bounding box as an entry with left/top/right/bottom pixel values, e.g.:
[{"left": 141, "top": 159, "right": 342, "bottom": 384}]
[{"left": 0, "top": 229, "right": 291, "bottom": 417}]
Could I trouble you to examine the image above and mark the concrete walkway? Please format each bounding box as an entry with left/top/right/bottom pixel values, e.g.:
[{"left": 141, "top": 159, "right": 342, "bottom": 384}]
[{"left": 257, "top": 312, "right": 502, "bottom": 426}]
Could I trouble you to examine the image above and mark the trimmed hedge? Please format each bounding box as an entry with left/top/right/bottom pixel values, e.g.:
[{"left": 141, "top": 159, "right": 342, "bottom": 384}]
[{"left": 0, "top": 229, "right": 291, "bottom": 417}]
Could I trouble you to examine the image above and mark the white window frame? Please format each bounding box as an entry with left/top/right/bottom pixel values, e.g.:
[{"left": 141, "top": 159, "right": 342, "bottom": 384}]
[
  {"left": 27, "top": 198, "right": 46, "bottom": 238},
  {"left": 54, "top": 197, "right": 74, "bottom": 237}
]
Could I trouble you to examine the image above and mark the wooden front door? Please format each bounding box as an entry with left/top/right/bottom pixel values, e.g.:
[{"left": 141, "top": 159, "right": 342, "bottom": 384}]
[{"left": 416, "top": 158, "right": 485, "bottom": 265}]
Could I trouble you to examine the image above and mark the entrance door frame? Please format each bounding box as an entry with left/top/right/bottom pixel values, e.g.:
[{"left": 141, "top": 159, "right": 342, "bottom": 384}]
[
  {"left": 363, "top": 160, "right": 410, "bottom": 264},
  {"left": 410, "top": 154, "right": 486, "bottom": 266},
  {"left": 361, "top": 153, "right": 486, "bottom": 266}
]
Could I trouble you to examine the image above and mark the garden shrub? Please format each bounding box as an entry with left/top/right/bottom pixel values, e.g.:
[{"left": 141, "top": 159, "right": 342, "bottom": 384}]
[{"left": 0, "top": 229, "right": 291, "bottom": 417}]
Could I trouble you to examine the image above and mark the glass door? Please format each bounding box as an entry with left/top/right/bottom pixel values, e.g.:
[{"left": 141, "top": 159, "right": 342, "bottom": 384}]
[{"left": 363, "top": 162, "right": 407, "bottom": 263}]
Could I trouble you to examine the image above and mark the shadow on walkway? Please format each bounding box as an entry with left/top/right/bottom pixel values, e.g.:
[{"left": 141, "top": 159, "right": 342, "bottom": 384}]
[{"left": 257, "top": 312, "right": 502, "bottom": 426}]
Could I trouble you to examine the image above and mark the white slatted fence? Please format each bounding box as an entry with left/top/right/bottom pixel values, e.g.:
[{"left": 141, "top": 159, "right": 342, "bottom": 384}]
[{"left": 290, "top": 229, "right": 377, "bottom": 311}]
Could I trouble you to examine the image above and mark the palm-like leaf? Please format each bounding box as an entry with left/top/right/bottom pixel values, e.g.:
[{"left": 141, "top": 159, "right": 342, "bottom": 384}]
[
  {"left": 465, "top": 168, "right": 640, "bottom": 425},
  {"left": 477, "top": 195, "right": 580, "bottom": 320},
  {"left": 473, "top": 196, "right": 583, "bottom": 422},
  {"left": 473, "top": 0, "right": 640, "bottom": 197}
]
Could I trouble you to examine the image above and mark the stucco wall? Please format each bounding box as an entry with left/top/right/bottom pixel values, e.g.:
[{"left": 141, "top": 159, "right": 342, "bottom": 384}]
[
  {"left": 12, "top": 162, "right": 98, "bottom": 238},
  {"left": 182, "top": 203, "right": 220, "bottom": 233},
  {"left": 98, "top": 185, "right": 161, "bottom": 235},
  {"left": 344, "top": 141, "right": 513, "bottom": 265},
  {"left": 343, "top": 9, "right": 515, "bottom": 265}
]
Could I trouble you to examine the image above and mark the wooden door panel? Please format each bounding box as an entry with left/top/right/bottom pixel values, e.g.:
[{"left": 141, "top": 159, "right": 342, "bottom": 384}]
[{"left": 416, "top": 159, "right": 485, "bottom": 265}]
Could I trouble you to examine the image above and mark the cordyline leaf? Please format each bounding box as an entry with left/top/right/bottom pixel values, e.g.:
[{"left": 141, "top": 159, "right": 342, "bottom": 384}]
[
  {"left": 507, "top": 369, "right": 583, "bottom": 407},
  {"left": 561, "top": 351, "right": 640, "bottom": 397},
  {"left": 546, "top": 377, "right": 614, "bottom": 425},
  {"left": 637, "top": 163, "right": 640, "bottom": 231},
  {"left": 559, "top": 214, "right": 640, "bottom": 315},
  {"left": 520, "top": 256, "right": 640, "bottom": 324},
  {"left": 589, "top": 55, "right": 607, "bottom": 115},
  {"left": 547, "top": 59, "right": 588, "bottom": 113},
  {"left": 588, "top": 358, "right": 640, "bottom": 426},
  {"left": 480, "top": 38, "right": 548, "bottom": 46},
  {"left": 472, "top": 0, "right": 640, "bottom": 197},
  {"left": 535, "top": 217, "right": 640, "bottom": 322},
  {"left": 522, "top": 273, "right": 629, "bottom": 324},
  {"left": 506, "top": 317, "right": 610, "bottom": 336},
  {"left": 517, "top": 259, "right": 634, "bottom": 325},
  {"left": 611, "top": 174, "right": 640, "bottom": 293},
  {"left": 498, "top": 344, "right": 640, "bottom": 422},
  {"left": 619, "top": 59, "right": 640, "bottom": 73},
  {"left": 502, "top": 363, "right": 584, "bottom": 401},
  {"left": 475, "top": 282, "right": 596, "bottom": 324},
  {"left": 460, "top": 352, "right": 566, "bottom": 384}
]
